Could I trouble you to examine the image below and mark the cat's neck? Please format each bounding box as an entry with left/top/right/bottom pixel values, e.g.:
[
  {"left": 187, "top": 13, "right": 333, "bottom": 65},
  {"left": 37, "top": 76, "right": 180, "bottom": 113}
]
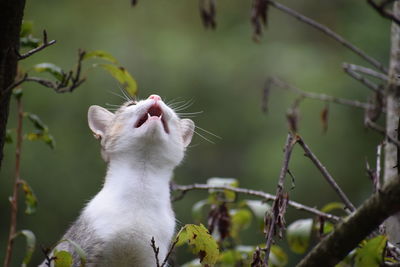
[{"left": 102, "top": 155, "right": 174, "bottom": 201}]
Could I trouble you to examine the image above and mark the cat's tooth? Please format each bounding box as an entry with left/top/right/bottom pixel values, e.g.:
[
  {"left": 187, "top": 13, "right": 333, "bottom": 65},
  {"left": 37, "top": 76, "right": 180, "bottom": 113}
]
[
  {"left": 160, "top": 114, "right": 163, "bottom": 119},
  {"left": 147, "top": 113, "right": 151, "bottom": 119}
]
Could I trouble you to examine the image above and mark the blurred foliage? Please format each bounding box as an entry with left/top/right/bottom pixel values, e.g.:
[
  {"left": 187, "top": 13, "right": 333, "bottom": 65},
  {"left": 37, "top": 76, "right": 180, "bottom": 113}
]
[{"left": 0, "top": 0, "right": 392, "bottom": 265}]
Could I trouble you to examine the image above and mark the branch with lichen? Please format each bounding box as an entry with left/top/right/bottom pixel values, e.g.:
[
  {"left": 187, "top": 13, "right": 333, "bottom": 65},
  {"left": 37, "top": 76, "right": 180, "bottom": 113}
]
[{"left": 297, "top": 175, "right": 400, "bottom": 267}]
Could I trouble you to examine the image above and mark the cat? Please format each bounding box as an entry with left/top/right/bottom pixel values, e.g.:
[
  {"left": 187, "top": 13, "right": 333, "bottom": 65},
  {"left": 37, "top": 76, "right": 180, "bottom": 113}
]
[{"left": 40, "top": 94, "right": 194, "bottom": 267}]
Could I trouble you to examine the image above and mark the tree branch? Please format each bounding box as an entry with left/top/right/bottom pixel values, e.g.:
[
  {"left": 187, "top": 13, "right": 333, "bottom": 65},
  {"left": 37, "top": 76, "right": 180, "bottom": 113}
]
[
  {"left": 171, "top": 183, "right": 340, "bottom": 222},
  {"left": 270, "top": 77, "right": 373, "bottom": 110},
  {"left": 296, "top": 175, "right": 400, "bottom": 267},
  {"left": 263, "top": 133, "right": 297, "bottom": 266},
  {"left": 296, "top": 136, "right": 356, "bottom": 213},
  {"left": 368, "top": 0, "right": 400, "bottom": 26},
  {"left": 1, "top": 50, "right": 86, "bottom": 97},
  {"left": 365, "top": 118, "right": 400, "bottom": 147},
  {"left": 150, "top": 237, "right": 161, "bottom": 267},
  {"left": 3, "top": 95, "right": 24, "bottom": 267},
  {"left": 342, "top": 63, "right": 388, "bottom": 81},
  {"left": 342, "top": 63, "right": 383, "bottom": 92},
  {"left": 269, "top": 0, "right": 388, "bottom": 73},
  {"left": 16, "top": 30, "right": 56, "bottom": 60}
]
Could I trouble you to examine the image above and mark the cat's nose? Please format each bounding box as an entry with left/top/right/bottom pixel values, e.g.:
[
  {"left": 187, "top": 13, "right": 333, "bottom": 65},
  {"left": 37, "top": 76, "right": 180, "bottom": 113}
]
[{"left": 149, "top": 95, "right": 161, "bottom": 101}]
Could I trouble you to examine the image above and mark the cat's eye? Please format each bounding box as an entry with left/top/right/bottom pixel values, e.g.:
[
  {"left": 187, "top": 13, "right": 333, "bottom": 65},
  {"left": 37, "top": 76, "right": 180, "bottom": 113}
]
[{"left": 127, "top": 101, "right": 137, "bottom": 106}]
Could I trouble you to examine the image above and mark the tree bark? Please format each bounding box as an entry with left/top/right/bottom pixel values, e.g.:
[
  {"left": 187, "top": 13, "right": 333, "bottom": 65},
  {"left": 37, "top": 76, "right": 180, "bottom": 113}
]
[
  {"left": 0, "top": 0, "right": 26, "bottom": 169},
  {"left": 384, "top": 1, "right": 400, "bottom": 246}
]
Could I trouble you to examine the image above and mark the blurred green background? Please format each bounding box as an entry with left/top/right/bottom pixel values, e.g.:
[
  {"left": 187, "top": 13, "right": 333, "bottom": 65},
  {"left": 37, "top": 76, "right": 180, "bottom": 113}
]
[{"left": 0, "top": 0, "right": 390, "bottom": 265}]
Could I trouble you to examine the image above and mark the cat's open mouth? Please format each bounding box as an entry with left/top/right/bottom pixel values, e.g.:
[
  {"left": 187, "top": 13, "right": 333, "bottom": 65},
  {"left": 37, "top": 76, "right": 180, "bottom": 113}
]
[{"left": 135, "top": 104, "right": 169, "bottom": 133}]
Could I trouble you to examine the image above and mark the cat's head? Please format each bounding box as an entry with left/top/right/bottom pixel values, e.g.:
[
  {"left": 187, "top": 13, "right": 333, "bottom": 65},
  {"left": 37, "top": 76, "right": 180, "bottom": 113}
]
[{"left": 88, "top": 94, "right": 194, "bottom": 167}]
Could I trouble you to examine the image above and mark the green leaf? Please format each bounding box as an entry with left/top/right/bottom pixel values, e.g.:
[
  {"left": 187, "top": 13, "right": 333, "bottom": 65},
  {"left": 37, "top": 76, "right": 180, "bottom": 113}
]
[
  {"left": 270, "top": 245, "right": 288, "bottom": 267},
  {"left": 192, "top": 199, "right": 208, "bottom": 222},
  {"left": 176, "top": 224, "right": 219, "bottom": 266},
  {"left": 20, "top": 21, "right": 34, "bottom": 38},
  {"left": 207, "top": 177, "right": 239, "bottom": 202},
  {"left": 5, "top": 129, "right": 13, "bottom": 144},
  {"left": 84, "top": 50, "right": 119, "bottom": 64},
  {"left": 321, "top": 202, "right": 345, "bottom": 213},
  {"left": 315, "top": 221, "right": 334, "bottom": 235},
  {"left": 20, "top": 180, "right": 38, "bottom": 215},
  {"left": 13, "top": 88, "right": 23, "bottom": 100},
  {"left": 27, "top": 113, "right": 47, "bottom": 131},
  {"left": 26, "top": 131, "right": 56, "bottom": 149},
  {"left": 354, "top": 235, "right": 387, "bottom": 267},
  {"left": 65, "top": 239, "right": 87, "bottom": 267},
  {"left": 97, "top": 63, "right": 137, "bottom": 97},
  {"left": 230, "top": 209, "right": 252, "bottom": 238},
  {"left": 245, "top": 200, "right": 271, "bottom": 220},
  {"left": 34, "top": 63, "right": 65, "bottom": 81},
  {"left": 54, "top": 250, "right": 73, "bottom": 267},
  {"left": 286, "top": 218, "right": 313, "bottom": 254},
  {"left": 14, "top": 230, "right": 36, "bottom": 267},
  {"left": 20, "top": 36, "right": 40, "bottom": 49}
]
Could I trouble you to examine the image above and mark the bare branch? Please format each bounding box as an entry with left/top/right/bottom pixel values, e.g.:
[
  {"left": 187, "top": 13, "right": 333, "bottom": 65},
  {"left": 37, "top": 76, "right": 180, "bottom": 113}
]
[
  {"left": 270, "top": 77, "right": 373, "bottom": 110},
  {"left": 264, "top": 133, "right": 297, "bottom": 266},
  {"left": 150, "top": 237, "right": 161, "bottom": 267},
  {"left": 160, "top": 237, "right": 179, "bottom": 267},
  {"left": 376, "top": 143, "right": 383, "bottom": 190},
  {"left": 268, "top": 0, "right": 388, "bottom": 73},
  {"left": 297, "top": 175, "right": 400, "bottom": 267},
  {"left": 17, "top": 30, "right": 56, "bottom": 60},
  {"left": 171, "top": 183, "right": 340, "bottom": 222},
  {"left": 3, "top": 96, "right": 24, "bottom": 267},
  {"left": 365, "top": 118, "right": 400, "bottom": 147},
  {"left": 2, "top": 50, "right": 86, "bottom": 96},
  {"left": 342, "top": 63, "right": 388, "bottom": 81},
  {"left": 296, "top": 136, "right": 356, "bottom": 213},
  {"left": 368, "top": 0, "right": 400, "bottom": 26},
  {"left": 342, "top": 63, "right": 382, "bottom": 92}
]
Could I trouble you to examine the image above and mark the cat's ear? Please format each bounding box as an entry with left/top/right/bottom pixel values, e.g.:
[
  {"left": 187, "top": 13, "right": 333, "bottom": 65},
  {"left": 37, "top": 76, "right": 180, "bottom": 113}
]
[
  {"left": 180, "top": 119, "right": 195, "bottom": 147},
  {"left": 88, "top": 105, "right": 115, "bottom": 140}
]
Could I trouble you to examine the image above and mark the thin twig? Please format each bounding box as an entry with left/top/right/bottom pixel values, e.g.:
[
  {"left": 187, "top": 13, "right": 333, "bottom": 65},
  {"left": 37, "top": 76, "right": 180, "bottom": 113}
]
[
  {"left": 269, "top": 0, "right": 388, "bottom": 73},
  {"left": 17, "top": 30, "right": 56, "bottom": 60},
  {"left": 171, "top": 183, "right": 340, "bottom": 222},
  {"left": 264, "top": 133, "right": 297, "bottom": 266},
  {"left": 271, "top": 77, "right": 373, "bottom": 110},
  {"left": 3, "top": 96, "right": 24, "bottom": 267},
  {"left": 342, "top": 63, "right": 383, "bottom": 92},
  {"left": 2, "top": 50, "right": 86, "bottom": 96},
  {"left": 365, "top": 118, "right": 400, "bottom": 147},
  {"left": 368, "top": 0, "right": 400, "bottom": 26},
  {"left": 296, "top": 135, "right": 356, "bottom": 213},
  {"left": 376, "top": 143, "right": 383, "bottom": 190},
  {"left": 342, "top": 63, "right": 388, "bottom": 81},
  {"left": 150, "top": 237, "right": 161, "bottom": 267},
  {"left": 160, "top": 237, "right": 179, "bottom": 267}
]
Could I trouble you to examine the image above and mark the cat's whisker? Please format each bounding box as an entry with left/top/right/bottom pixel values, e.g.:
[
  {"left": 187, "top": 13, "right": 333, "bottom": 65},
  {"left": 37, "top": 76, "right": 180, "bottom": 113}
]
[
  {"left": 176, "top": 111, "right": 204, "bottom": 116},
  {"left": 166, "top": 97, "right": 183, "bottom": 106},
  {"left": 105, "top": 103, "right": 122, "bottom": 108},
  {"left": 193, "top": 129, "right": 215, "bottom": 144},
  {"left": 108, "top": 90, "right": 127, "bottom": 101},
  {"left": 195, "top": 125, "right": 222, "bottom": 140},
  {"left": 173, "top": 99, "right": 195, "bottom": 112},
  {"left": 118, "top": 86, "right": 133, "bottom": 102}
]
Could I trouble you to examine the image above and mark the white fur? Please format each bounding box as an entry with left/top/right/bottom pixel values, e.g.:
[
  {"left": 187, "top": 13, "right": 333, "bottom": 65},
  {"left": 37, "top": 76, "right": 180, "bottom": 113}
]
[{"left": 45, "top": 96, "right": 194, "bottom": 267}]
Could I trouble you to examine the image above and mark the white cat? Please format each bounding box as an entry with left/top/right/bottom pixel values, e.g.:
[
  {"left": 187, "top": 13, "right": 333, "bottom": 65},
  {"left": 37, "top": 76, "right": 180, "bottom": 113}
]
[{"left": 41, "top": 94, "right": 194, "bottom": 267}]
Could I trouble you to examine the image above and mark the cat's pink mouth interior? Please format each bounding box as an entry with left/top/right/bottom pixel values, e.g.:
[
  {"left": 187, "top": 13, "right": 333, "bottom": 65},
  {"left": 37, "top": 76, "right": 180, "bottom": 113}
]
[{"left": 135, "top": 104, "right": 169, "bottom": 133}]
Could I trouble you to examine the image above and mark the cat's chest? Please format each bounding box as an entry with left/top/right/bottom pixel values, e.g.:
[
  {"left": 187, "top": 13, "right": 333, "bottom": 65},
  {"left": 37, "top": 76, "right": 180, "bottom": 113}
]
[{"left": 83, "top": 189, "right": 175, "bottom": 266}]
